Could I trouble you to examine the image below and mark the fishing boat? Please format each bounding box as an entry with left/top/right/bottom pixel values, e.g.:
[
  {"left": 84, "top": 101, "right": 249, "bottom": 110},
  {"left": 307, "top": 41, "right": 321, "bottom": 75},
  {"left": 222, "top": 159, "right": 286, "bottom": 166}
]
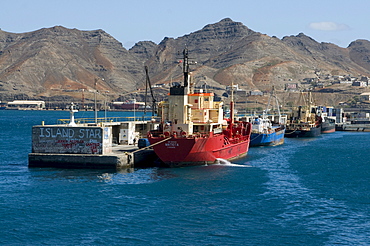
[
  {"left": 0, "top": 101, "right": 6, "bottom": 110},
  {"left": 147, "top": 49, "right": 252, "bottom": 167},
  {"left": 250, "top": 115, "right": 285, "bottom": 146},
  {"left": 249, "top": 87, "right": 285, "bottom": 146},
  {"left": 284, "top": 92, "right": 321, "bottom": 138}
]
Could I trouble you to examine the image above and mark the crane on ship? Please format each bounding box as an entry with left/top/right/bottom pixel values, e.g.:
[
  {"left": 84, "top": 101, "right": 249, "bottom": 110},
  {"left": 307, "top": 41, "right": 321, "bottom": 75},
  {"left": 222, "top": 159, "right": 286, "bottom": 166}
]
[{"left": 144, "top": 66, "right": 157, "bottom": 117}]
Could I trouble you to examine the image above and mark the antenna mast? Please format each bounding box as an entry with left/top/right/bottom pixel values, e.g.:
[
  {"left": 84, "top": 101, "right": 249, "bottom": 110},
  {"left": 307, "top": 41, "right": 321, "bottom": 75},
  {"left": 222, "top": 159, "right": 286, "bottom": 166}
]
[{"left": 183, "top": 48, "right": 190, "bottom": 88}]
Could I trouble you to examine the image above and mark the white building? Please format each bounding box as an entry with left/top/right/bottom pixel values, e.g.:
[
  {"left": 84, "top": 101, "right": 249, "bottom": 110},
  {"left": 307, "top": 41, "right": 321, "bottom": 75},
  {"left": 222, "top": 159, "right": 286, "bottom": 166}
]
[{"left": 7, "top": 100, "right": 45, "bottom": 110}]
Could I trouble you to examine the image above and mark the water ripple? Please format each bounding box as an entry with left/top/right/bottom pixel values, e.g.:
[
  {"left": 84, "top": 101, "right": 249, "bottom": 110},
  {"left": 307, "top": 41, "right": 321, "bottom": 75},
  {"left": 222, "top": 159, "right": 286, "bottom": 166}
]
[{"left": 252, "top": 135, "right": 370, "bottom": 245}]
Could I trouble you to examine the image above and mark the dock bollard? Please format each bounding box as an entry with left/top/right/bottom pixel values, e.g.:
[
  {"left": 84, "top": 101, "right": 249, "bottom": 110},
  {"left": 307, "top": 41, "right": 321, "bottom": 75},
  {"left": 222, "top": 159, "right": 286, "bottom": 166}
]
[{"left": 125, "top": 152, "right": 134, "bottom": 166}]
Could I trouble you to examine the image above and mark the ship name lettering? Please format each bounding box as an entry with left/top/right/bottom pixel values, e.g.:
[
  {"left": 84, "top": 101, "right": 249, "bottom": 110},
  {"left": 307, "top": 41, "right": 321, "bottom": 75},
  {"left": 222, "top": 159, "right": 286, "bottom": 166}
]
[{"left": 165, "top": 141, "right": 179, "bottom": 148}]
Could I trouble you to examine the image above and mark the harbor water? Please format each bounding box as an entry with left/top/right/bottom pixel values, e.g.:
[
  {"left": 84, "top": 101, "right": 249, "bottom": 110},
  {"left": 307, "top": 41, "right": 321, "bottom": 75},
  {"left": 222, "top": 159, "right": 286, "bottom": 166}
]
[{"left": 0, "top": 110, "right": 369, "bottom": 245}]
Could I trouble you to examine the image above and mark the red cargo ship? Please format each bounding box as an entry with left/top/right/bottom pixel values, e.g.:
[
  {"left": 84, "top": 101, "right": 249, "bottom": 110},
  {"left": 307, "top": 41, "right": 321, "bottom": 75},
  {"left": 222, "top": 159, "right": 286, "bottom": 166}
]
[{"left": 147, "top": 49, "right": 252, "bottom": 167}]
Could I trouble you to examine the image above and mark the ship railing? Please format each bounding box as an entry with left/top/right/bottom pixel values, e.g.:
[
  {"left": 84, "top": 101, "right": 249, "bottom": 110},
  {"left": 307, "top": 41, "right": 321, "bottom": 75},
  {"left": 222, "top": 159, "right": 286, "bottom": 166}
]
[
  {"left": 228, "top": 135, "right": 248, "bottom": 144},
  {"left": 57, "top": 116, "right": 159, "bottom": 125}
]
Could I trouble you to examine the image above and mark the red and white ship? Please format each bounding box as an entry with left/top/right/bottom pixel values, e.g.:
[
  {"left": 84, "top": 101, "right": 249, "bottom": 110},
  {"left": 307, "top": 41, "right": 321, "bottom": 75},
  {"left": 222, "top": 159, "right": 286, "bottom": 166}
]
[
  {"left": 147, "top": 49, "right": 252, "bottom": 167},
  {"left": 112, "top": 101, "right": 145, "bottom": 110}
]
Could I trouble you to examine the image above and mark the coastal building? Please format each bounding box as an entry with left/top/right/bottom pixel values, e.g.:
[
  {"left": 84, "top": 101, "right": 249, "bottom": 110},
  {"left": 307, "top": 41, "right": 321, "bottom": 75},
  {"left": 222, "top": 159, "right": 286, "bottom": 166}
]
[
  {"left": 226, "top": 84, "right": 247, "bottom": 96},
  {"left": 360, "top": 92, "right": 370, "bottom": 101},
  {"left": 360, "top": 76, "right": 369, "bottom": 84},
  {"left": 249, "top": 90, "right": 263, "bottom": 96},
  {"left": 352, "top": 81, "right": 367, "bottom": 87},
  {"left": 284, "top": 83, "right": 299, "bottom": 92},
  {"left": 7, "top": 100, "right": 45, "bottom": 110}
]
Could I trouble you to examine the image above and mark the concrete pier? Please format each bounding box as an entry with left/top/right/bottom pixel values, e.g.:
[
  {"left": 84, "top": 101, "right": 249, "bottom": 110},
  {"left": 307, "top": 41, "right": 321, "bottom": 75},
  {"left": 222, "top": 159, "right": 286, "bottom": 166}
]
[
  {"left": 28, "top": 115, "right": 160, "bottom": 169},
  {"left": 28, "top": 144, "right": 159, "bottom": 169},
  {"left": 336, "top": 123, "right": 370, "bottom": 131}
]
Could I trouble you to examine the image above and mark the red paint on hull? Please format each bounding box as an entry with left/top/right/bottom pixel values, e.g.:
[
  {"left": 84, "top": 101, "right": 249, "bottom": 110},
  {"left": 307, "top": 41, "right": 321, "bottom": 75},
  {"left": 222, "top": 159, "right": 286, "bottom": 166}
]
[
  {"left": 148, "top": 133, "right": 251, "bottom": 167},
  {"left": 322, "top": 128, "right": 335, "bottom": 133}
]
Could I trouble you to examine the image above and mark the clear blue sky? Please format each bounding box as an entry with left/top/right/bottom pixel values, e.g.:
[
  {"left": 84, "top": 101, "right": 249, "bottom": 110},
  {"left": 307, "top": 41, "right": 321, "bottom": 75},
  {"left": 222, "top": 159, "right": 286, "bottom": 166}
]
[{"left": 1, "top": 0, "right": 368, "bottom": 49}]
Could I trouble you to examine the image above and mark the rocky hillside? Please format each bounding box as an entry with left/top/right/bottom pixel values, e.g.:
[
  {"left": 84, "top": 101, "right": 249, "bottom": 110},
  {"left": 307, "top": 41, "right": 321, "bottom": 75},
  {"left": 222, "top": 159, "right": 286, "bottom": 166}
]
[
  {"left": 1, "top": 18, "right": 370, "bottom": 106},
  {"left": 0, "top": 26, "right": 143, "bottom": 101},
  {"left": 136, "top": 19, "right": 370, "bottom": 90}
]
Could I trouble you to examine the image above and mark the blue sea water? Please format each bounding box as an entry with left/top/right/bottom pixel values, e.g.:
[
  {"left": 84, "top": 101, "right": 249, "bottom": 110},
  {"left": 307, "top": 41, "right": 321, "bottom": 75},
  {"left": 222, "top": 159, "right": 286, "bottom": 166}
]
[{"left": 0, "top": 110, "right": 369, "bottom": 245}]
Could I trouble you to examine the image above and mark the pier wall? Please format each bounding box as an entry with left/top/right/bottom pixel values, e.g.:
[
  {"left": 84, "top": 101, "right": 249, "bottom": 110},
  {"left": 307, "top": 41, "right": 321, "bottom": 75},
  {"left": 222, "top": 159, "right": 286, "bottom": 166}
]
[
  {"left": 29, "top": 122, "right": 159, "bottom": 169},
  {"left": 32, "top": 126, "right": 112, "bottom": 155},
  {"left": 28, "top": 153, "right": 125, "bottom": 169}
]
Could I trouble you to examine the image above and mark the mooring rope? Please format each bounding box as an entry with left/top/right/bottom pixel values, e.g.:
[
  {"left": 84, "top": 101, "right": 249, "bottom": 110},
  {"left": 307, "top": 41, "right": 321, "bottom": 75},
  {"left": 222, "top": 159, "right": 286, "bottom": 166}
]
[{"left": 127, "top": 137, "right": 172, "bottom": 155}]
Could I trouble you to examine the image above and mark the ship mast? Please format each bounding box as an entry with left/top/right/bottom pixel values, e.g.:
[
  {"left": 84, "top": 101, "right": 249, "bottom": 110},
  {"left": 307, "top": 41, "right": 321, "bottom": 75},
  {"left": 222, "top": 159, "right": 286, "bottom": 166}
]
[
  {"left": 266, "top": 86, "right": 282, "bottom": 124},
  {"left": 230, "top": 82, "right": 234, "bottom": 123},
  {"left": 229, "top": 81, "right": 235, "bottom": 135}
]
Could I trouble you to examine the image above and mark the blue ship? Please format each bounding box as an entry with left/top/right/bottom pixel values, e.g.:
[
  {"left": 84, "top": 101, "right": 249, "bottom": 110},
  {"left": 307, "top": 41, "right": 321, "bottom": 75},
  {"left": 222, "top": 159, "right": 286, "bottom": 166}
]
[
  {"left": 250, "top": 116, "right": 285, "bottom": 146},
  {"left": 249, "top": 87, "right": 285, "bottom": 147}
]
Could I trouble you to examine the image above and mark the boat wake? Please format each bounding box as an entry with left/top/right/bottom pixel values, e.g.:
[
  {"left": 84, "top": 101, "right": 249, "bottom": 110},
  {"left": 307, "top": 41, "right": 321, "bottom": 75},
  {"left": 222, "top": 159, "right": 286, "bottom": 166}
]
[
  {"left": 254, "top": 139, "right": 370, "bottom": 245},
  {"left": 215, "top": 158, "right": 251, "bottom": 167},
  {"left": 97, "top": 173, "right": 113, "bottom": 181}
]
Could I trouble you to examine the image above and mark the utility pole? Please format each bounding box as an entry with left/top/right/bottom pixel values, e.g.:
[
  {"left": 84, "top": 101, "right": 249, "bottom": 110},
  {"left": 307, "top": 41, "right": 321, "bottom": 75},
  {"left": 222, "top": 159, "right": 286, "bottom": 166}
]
[{"left": 94, "top": 78, "right": 98, "bottom": 124}]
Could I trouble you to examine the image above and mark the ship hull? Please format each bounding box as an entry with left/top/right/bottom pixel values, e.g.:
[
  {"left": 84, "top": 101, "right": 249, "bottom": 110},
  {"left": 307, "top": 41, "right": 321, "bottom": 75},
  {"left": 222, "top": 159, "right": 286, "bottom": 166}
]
[
  {"left": 148, "top": 135, "right": 250, "bottom": 167},
  {"left": 321, "top": 121, "right": 335, "bottom": 133},
  {"left": 284, "top": 126, "right": 321, "bottom": 138},
  {"left": 250, "top": 128, "right": 285, "bottom": 147}
]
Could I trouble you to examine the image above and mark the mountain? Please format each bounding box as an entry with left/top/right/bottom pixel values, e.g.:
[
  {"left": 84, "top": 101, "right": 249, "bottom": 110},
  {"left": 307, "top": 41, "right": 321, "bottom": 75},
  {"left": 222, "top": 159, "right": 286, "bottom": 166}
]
[
  {"left": 1, "top": 18, "right": 370, "bottom": 106},
  {"left": 348, "top": 39, "right": 370, "bottom": 71},
  {"left": 0, "top": 26, "right": 143, "bottom": 102},
  {"left": 130, "top": 18, "right": 370, "bottom": 105}
]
